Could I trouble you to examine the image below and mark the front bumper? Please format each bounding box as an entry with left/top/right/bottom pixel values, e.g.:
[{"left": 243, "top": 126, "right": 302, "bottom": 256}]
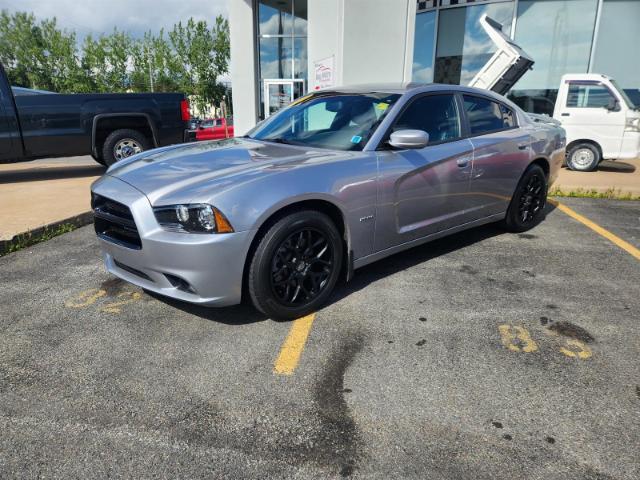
[
  {"left": 91, "top": 175, "right": 254, "bottom": 307},
  {"left": 619, "top": 131, "right": 640, "bottom": 160}
]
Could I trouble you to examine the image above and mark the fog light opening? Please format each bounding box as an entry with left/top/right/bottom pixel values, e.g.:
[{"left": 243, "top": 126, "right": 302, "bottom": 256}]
[{"left": 164, "top": 274, "right": 196, "bottom": 294}]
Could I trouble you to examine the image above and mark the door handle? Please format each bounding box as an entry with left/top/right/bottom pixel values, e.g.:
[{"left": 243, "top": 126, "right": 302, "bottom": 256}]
[
  {"left": 561, "top": 113, "right": 570, "bottom": 117},
  {"left": 456, "top": 158, "right": 470, "bottom": 168},
  {"left": 518, "top": 143, "right": 528, "bottom": 150}
]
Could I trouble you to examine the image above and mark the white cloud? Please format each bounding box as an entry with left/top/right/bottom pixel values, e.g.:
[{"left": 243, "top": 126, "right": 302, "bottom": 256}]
[{"left": 0, "top": 0, "right": 228, "bottom": 40}]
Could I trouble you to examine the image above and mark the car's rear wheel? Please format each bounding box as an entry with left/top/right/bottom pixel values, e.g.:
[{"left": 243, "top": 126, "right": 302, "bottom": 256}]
[
  {"left": 102, "top": 129, "right": 151, "bottom": 166},
  {"left": 248, "top": 210, "right": 343, "bottom": 320},
  {"left": 566, "top": 142, "right": 600, "bottom": 172},
  {"left": 503, "top": 164, "right": 548, "bottom": 232}
]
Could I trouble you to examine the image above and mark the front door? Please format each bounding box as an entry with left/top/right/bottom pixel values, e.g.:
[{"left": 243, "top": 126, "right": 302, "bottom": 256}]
[
  {"left": 263, "top": 79, "right": 305, "bottom": 118},
  {"left": 374, "top": 93, "right": 476, "bottom": 252}
]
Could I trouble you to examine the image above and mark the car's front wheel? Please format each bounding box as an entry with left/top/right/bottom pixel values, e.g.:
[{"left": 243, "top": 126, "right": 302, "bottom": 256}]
[
  {"left": 503, "top": 164, "right": 548, "bottom": 232},
  {"left": 248, "top": 210, "right": 343, "bottom": 320}
]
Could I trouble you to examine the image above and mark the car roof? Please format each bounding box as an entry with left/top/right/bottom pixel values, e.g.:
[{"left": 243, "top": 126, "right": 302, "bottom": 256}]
[{"left": 317, "top": 82, "right": 511, "bottom": 100}]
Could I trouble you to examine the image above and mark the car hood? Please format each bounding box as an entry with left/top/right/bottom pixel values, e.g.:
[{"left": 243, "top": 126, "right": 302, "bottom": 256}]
[{"left": 105, "top": 138, "right": 342, "bottom": 205}]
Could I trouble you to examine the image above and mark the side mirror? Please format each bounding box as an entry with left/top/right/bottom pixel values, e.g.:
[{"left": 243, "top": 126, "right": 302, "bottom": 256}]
[
  {"left": 605, "top": 98, "right": 620, "bottom": 112},
  {"left": 388, "top": 129, "right": 429, "bottom": 149}
]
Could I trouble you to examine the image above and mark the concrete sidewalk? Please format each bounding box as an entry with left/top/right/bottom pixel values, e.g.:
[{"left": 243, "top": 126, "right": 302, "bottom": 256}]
[
  {"left": 554, "top": 158, "right": 640, "bottom": 195},
  {"left": 0, "top": 156, "right": 104, "bottom": 241}
]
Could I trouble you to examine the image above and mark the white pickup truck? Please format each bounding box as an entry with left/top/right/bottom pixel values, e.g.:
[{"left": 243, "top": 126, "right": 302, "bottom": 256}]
[{"left": 469, "top": 14, "right": 640, "bottom": 172}]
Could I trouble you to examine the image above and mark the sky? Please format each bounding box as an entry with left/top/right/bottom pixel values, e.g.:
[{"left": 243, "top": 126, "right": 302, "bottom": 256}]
[{"left": 0, "top": 0, "right": 229, "bottom": 41}]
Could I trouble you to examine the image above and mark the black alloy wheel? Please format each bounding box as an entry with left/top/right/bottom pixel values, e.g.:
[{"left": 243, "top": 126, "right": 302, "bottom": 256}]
[
  {"left": 518, "top": 172, "right": 545, "bottom": 224},
  {"left": 270, "top": 228, "right": 334, "bottom": 306},
  {"left": 248, "top": 210, "right": 343, "bottom": 320},
  {"left": 503, "top": 164, "right": 548, "bottom": 232}
]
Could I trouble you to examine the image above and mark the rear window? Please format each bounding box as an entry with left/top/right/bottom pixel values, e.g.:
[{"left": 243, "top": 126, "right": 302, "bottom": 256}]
[{"left": 463, "top": 95, "right": 515, "bottom": 135}]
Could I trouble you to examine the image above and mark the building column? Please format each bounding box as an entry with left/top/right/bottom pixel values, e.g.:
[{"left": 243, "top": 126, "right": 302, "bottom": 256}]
[{"left": 230, "top": 0, "right": 258, "bottom": 135}]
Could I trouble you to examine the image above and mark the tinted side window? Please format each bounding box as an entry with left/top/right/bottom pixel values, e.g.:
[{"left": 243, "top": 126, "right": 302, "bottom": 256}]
[
  {"left": 567, "top": 83, "right": 615, "bottom": 108},
  {"left": 463, "top": 95, "right": 512, "bottom": 135},
  {"left": 392, "top": 94, "right": 461, "bottom": 143}
]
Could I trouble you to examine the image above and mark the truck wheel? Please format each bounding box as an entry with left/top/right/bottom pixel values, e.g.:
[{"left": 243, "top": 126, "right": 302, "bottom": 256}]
[
  {"left": 102, "top": 129, "right": 151, "bottom": 166},
  {"left": 248, "top": 210, "right": 343, "bottom": 320},
  {"left": 566, "top": 143, "right": 600, "bottom": 172}
]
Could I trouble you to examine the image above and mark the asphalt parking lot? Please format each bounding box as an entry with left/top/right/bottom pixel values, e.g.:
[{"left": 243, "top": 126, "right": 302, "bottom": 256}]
[{"left": 1, "top": 197, "right": 639, "bottom": 479}]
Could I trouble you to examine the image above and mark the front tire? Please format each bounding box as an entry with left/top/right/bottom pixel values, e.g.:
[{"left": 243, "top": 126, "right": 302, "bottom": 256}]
[
  {"left": 503, "top": 164, "right": 548, "bottom": 233},
  {"left": 566, "top": 143, "right": 600, "bottom": 172},
  {"left": 248, "top": 211, "right": 343, "bottom": 320},
  {"left": 102, "top": 129, "right": 151, "bottom": 166}
]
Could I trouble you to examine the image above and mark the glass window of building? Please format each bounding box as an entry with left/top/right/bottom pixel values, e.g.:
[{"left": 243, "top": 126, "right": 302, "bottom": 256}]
[
  {"left": 509, "top": 0, "right": 598, "bottom": 114},
  {"left": 591, "top": 0, "right": 640, "bottom": 106},
  {"left": 412, "top": 11, "right": 436, "bottom": 83},
  {"left": 257, "top": 0, "right": 308, "bottom": 119},
  {"left": 434, "top": 2, "right": 514, "bottom": 86}
]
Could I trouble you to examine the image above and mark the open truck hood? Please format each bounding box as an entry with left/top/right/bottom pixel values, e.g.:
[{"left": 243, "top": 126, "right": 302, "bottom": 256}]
[{"left": 467, "top": 14, "right": 534, "bottom": 96}]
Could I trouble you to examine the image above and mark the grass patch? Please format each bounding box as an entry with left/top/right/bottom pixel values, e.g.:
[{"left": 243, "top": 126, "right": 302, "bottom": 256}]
[
  {"left": 549, "top": 187, "right": 640, "bottom": 201},
  {"left": 1, "top": 223, "right": 77, "bottom": 257}
]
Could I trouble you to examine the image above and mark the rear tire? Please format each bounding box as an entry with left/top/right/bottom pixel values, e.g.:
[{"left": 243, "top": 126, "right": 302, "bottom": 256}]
[
  {"left": 102, "top": 129, "right": 151, "bottom": 166},
  {"left": 248, "top": 211, "right": 343, "bottom": 320},
  {"left": 502, "top": 164, "right": 548, "bottom": 233},
  {"left": 566, "top": 143, "right": 600, "bottom": 172}
]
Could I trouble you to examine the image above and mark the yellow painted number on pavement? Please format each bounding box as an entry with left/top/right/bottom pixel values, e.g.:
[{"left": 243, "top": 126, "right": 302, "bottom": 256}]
[
  {"left": 65, "top": 288, "right": 107, "bottom": 308},
  {"left": 101, "top": 291, "right": 142, "bottom": 314},
  {"left": 498, "top": 325, "right": 539, "bottom": 353},
  {"left": 559, "top": 339, "right": 592, "bottom": 360}
]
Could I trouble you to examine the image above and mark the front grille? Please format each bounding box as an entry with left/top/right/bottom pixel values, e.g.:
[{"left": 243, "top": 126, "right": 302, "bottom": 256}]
[{"left": 92, "top": 194, "right": 142, "bottom": 249}]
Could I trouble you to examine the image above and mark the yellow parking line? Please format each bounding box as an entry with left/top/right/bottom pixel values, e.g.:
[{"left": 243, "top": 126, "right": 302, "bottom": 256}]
[
  {"left": 549, "top": 198, "right": 640, "bottom": 261},
  {"left": 274, "top": 313, "right": 316, "bottom": 375}
]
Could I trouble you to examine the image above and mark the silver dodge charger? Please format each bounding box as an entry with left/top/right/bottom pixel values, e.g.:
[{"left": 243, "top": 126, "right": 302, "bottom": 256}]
[{"left": 91, "top": 84, "right": 565, "bottom": 319}]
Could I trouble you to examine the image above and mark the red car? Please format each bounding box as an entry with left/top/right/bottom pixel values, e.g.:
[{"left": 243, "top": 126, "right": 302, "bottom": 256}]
[{"left": 195, "top": 118, "right": 234, "bottom": 141}]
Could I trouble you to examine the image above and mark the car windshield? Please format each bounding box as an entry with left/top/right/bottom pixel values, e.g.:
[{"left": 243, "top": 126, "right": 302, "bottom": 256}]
[
  {"left": 248, "top": 92, "right": 401, "bottom": 151},
  {"left": 610, "top": 79, "right": 638, "bottom": 110}
]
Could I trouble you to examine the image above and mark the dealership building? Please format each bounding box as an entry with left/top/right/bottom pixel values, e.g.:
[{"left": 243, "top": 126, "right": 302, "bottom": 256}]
[{"left": 230, "top": 0, "right": 640, "bottom": 135}]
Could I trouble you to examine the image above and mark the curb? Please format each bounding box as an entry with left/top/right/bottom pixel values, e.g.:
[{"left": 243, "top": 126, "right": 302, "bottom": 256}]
[{"left": 0, "top": 211, "right": 94, "bottom": 256}]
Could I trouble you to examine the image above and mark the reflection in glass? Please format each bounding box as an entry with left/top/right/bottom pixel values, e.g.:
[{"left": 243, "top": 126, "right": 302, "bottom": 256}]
[
  {"left": 258, "top": 0, "right": 293, "bottom": 36},
  {"left": 259, "top": 36, "right": 293, "bottom": 79},
  {"left": 508, "top": 0, "right": 598, "bottom": 114},
  {"left": 513, "top": 0, "right": 597, "bottom": 90},
  {"left": 412, "top": 11, "right": 436, "bottom": 83},
  {"left": 435, "top": 3, "right": 514, "bottom": 85},
  {"left": 591, "top": 0, "right": 640, "bottom": 105},
  {"left": 294, "top": 38, "right": 308, "bottom": 80}
]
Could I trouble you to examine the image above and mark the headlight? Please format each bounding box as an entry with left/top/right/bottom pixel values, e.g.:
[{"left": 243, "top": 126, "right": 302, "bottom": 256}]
[
  {"left": 153, "top": 204, "right": 234, "bottom": 233},
  {"left": 625, "top": 117, "right": 640, "bottom": 132}
]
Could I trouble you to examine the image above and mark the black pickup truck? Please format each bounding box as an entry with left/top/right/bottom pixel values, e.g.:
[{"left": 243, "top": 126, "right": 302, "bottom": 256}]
[{"left": 0, "top": 63, "right": 190, "bottom": 166}]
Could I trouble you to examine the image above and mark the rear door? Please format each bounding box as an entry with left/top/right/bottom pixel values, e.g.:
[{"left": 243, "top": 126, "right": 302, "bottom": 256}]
[
  {"left": 374, "top": 93, "right": 475, "bottom": 251},
  {"left": 463, "top": 94, "right": 531, "bottom": 218},
  {"left": 555, "top": 81, "right": 626, "bottom": 158}
]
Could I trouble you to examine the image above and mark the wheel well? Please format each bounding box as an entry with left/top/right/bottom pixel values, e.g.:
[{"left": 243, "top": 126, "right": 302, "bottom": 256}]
[
  {"left": 566, "top": 139, "right": 602, "bottom": 160},
  {"left": 241, "top": 199, "right": 349, "bottom": 301},
  {"left": 94, "top": 117, "right": 155, "bottom": 158},
  {"left": 530, "top": 157, "right": 550, "bottom": 178}
]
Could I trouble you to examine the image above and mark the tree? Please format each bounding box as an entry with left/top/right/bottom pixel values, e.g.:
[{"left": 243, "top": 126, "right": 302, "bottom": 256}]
[
  {"left": 82, "top": 30, "right": 132, "bottom": 92},
  {"left": 0, "top": 9, "right": 231, "bottom": 114}
]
